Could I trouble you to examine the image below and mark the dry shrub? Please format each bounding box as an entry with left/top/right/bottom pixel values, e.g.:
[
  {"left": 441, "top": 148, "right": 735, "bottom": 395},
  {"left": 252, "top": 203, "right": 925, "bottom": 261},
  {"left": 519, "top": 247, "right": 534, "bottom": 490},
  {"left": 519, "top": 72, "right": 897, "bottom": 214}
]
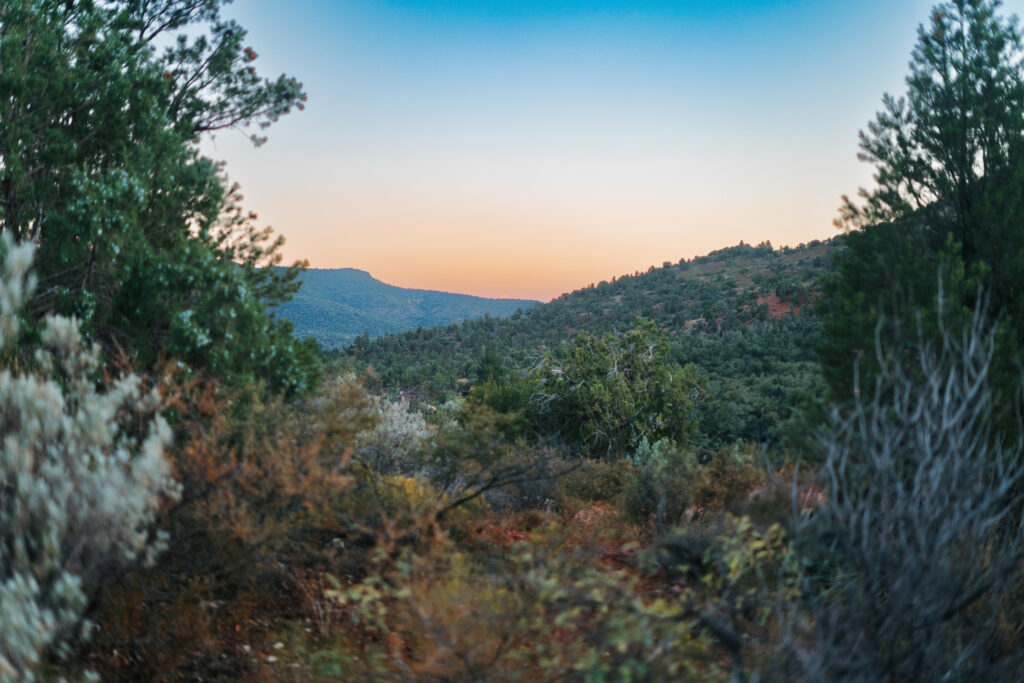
[
  {"left": 77, "top": 372, "right": 380, "bottom": 680},
  {"left": 554, "top": 458, "right": 628, "bottom": 513},
  {"left": 171, "top": 372, "right": 374, "bottom": 545},
  {"left": 691, "top": 450, "right": 765, "bottom": 513},
  {"left": 270, "top": 459, "right": 777, "bottom": 682},
  {"left": 782, "top": 302, "right": 1024, "bottom": 681},
  {"left": 290, "top": 519, "right": 632, "bottom": 681}
]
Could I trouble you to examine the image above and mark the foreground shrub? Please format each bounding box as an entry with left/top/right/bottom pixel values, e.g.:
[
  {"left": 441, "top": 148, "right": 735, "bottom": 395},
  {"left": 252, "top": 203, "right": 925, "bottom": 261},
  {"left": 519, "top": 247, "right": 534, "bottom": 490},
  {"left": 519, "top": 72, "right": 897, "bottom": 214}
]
[
  {"left": 296, "top": 508, "right": 797, "bottom": 682},
  {"left": 0, "top": 237, "right": 177, "bottom": 679},
  {"left": 787, "top": 301, "right": 1024, "bottom": 680},
  {"left": 76, "top": 371, "right": 378, "bottom": 680}
]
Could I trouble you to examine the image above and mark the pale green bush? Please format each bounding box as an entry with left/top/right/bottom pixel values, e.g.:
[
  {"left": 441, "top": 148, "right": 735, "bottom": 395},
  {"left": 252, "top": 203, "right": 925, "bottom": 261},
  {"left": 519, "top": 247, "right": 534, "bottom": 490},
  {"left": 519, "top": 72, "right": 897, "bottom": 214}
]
[
  {"left": 356, "top": 396, "right": 430, "bottom": 475},
  {"left": 0, "top": 236, "right": 179, "bottom": 680}
]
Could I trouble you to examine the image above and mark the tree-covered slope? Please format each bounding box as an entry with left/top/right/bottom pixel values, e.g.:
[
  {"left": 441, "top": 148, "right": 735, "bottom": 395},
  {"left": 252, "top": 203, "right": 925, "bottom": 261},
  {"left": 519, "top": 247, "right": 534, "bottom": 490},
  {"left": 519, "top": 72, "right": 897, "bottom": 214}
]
[
  {"left": 344, "top": 238, "right": 838, "bottom": 447},
  {"left": 278, "top": 268, "right": 539, "bottom": 348},
  {"left": 347, "top": 239, "right": 835, "bottom": 383}
]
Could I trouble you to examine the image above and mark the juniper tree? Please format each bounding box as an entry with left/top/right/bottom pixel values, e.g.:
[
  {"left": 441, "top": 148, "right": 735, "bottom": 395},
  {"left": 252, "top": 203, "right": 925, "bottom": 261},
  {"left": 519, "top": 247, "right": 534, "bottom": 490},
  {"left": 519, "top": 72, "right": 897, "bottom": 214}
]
[{"left": 529, "top": 319, "right": 703, "bottom": 458}]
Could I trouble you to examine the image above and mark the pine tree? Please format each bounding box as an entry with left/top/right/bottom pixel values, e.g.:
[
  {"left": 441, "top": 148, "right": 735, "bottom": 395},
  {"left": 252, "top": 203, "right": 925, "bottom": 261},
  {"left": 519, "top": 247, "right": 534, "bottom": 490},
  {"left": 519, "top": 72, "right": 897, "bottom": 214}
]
[{"left": 819, "top": 0, "right": 1024, "bottom": 406}]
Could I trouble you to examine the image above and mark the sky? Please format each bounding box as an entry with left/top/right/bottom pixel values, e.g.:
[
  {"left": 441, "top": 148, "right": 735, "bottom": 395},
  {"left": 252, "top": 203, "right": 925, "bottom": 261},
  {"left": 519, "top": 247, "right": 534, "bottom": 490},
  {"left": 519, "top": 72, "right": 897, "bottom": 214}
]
[{"left": 204, "top": 0, "right": 1024, "bottom": 301}]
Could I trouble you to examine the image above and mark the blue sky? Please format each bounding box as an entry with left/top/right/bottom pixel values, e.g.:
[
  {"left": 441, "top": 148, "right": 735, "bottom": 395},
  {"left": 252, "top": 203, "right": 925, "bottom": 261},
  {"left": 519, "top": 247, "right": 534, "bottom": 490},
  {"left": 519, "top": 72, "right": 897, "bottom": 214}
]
[{"left": 203, "top": 0, "right": 1024, "bottom": 300}]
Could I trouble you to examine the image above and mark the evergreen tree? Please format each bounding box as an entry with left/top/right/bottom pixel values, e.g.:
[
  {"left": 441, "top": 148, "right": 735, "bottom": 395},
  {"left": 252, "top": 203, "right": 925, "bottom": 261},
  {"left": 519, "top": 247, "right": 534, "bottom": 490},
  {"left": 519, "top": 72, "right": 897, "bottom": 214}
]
[
  {"left": 0, "top": 0, "right": 317, "bottom": 393},
  {"left": 819, "top": 0, "right": 1024, "bottom": 404}
]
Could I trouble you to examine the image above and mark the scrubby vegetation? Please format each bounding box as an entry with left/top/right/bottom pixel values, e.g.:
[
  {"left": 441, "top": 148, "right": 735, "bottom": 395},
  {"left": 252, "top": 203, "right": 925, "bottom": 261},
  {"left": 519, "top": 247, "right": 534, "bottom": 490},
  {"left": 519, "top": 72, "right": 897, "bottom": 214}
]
[
  {"left": 344, "top": 240, "right": 831, "bottom": 452},
  {"left": 2, "top": 0, "right": 1024, "bottom": 681}
]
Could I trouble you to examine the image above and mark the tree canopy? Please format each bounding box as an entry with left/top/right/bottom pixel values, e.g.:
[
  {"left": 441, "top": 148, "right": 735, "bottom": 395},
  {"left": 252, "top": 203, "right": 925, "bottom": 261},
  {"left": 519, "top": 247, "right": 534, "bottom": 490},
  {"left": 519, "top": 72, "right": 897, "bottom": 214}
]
[
  {"left": 0, "top": 0, "right": 318, "bottom": 393},
  {"left": 819, "top": 0, "right": 1024, "bottom": 406},
  {"left": 527, "top": 319, "right": 704, "bottom": 458}
]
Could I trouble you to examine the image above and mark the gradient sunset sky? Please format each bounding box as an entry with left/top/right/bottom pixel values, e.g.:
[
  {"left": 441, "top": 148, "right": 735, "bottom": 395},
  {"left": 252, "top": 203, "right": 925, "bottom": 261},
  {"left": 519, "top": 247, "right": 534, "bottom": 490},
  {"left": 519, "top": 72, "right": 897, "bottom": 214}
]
[{"left": 204, "top": 0, "right": 1024, "bottom": 301}]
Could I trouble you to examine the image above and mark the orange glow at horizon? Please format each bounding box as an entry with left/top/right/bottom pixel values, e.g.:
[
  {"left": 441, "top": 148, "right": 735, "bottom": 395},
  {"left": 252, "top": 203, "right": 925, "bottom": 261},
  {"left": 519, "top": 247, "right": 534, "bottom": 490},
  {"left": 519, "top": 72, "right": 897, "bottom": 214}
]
[
  {"left": 214, "top": 123, "right": 872, "bottom": 302},
  {"left": 203, "top": 0, "right": 948, "bottom": 303},
  {"left": 270, "top": 185, "right": 852, "bottom": 302}
]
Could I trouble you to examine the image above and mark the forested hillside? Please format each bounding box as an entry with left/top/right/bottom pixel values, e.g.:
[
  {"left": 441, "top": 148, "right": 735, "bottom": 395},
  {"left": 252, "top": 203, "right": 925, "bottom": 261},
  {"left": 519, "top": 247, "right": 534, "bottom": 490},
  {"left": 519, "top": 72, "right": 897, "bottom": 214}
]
[
  {"left": 278, "top": 267, "right": 538, "bottom": 348},
  {"left": 344, "top": 238, "right": 834, "bottom": 448}
]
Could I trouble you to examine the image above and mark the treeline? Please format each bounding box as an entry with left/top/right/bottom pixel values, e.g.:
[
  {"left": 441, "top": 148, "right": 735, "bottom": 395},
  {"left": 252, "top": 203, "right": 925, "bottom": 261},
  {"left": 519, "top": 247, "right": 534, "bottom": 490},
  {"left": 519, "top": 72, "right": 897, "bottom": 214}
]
[{"left": 346, "top": 239, "right": 830, "bottom": 390}]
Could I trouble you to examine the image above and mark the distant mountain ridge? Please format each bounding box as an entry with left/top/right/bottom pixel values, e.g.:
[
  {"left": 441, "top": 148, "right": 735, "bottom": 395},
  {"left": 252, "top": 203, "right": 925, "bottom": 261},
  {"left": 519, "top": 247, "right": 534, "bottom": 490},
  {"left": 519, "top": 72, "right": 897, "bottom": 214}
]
[{"left": 277, "top": 268, "right": 539, "bottom": 349}]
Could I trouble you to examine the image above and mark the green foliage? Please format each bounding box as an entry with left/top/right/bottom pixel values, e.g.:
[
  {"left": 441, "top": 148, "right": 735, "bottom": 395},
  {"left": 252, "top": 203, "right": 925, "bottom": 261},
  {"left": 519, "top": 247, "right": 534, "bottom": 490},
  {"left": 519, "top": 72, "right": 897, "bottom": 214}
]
[
  {"left": 622, "top": 438, "right": 697, "bottom": 529},
  {"left": 530, "top": 319, "right": 703, "bottom": 458},
  {"left": 114, "top": 229, "right": 321, "bottom": 394},
  {"left": 0, "top": 0, "right": 316, "bottom": 393},
  {"left": 671, "top": 316, "right": 826, "bottom": 450},
  {"left": 820, "top": 0, "right": 1024, "bottom": 409},
  {"left": 348, "top": 240, "right": 832, "bottom": 448},
  {"left": 465, "top": 373, "right": 534, "bottom": 440}
]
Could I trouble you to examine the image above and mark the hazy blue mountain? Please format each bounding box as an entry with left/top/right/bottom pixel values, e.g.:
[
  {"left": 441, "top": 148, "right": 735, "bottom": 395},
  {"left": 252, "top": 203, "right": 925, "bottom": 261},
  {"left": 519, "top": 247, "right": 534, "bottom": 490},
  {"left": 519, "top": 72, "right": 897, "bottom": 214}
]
[{"left": 277, "top": 268, "right": 539, "bottom": 349}]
